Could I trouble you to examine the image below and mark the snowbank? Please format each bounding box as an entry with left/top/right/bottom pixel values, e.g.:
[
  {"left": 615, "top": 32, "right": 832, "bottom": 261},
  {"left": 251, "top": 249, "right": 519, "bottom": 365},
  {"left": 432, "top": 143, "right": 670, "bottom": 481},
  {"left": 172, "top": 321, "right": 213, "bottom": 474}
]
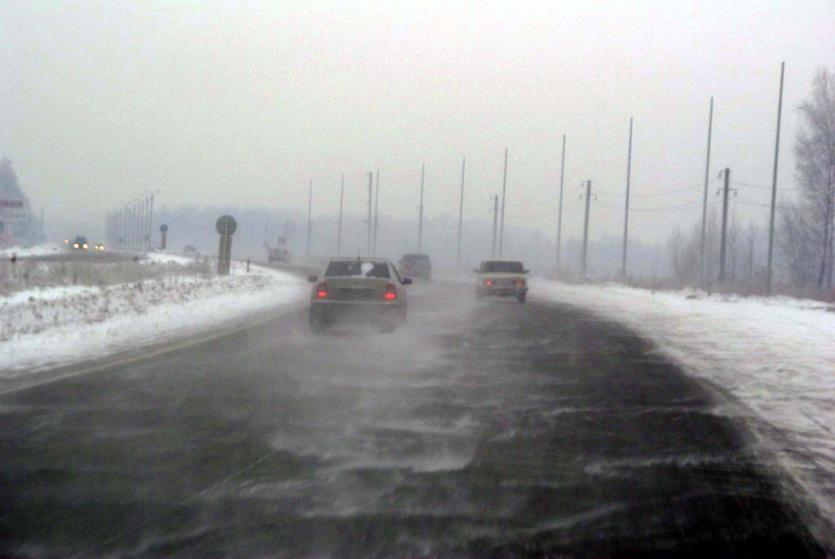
[
  {"left": 0, "top": 242, "right": 64, "bottom": 258},
  {"left": 0, "top": 263, "right": 307, "bottom": 379},
  {"left": 535, "top": 280, "right": 835, "bottom": 524}
]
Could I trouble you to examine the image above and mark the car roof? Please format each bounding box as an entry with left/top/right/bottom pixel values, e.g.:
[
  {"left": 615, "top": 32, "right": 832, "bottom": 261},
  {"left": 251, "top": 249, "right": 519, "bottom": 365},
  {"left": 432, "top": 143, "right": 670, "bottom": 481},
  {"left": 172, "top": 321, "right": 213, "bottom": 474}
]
[
  {"left": 482, "top": 258, "right": 523, "bottom": 263},
  {"left": 402, "top": 253, "right": 429, "bottom": 258},
  {"left": 327, "top": 257, "right": 389, "bottom": 263}
]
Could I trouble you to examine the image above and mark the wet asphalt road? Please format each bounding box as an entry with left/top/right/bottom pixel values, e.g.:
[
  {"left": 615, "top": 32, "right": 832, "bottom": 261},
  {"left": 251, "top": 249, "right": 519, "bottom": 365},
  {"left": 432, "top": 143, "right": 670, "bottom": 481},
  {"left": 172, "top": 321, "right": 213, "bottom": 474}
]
[{"left": 0, "top": 280, "right": 829, "bottom": 557}]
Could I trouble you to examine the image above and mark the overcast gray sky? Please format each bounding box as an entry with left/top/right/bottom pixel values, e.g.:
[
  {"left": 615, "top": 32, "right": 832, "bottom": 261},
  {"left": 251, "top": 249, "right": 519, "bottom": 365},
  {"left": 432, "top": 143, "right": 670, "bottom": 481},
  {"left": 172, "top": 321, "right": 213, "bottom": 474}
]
[{"left": 2, "top": 0, "right": 834, "bottom": 243}]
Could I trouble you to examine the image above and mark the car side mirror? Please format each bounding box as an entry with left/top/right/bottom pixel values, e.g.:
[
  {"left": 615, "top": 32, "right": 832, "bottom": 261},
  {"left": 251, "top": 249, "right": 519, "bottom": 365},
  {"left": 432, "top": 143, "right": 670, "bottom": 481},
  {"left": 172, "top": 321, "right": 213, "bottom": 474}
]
[
  {"left": 402, "top": 278, "right": 413, "bottom": 285},
  {"left": 307, "top": 275, "right": 318, "bottom": 283}
]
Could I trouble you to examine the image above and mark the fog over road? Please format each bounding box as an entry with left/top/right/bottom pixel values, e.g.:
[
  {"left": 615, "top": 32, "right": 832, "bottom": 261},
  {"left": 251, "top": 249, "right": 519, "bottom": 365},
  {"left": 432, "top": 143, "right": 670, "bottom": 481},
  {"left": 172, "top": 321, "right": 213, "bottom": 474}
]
[{"left": 0, "top": 281, "right": 828, "bottom": 557}]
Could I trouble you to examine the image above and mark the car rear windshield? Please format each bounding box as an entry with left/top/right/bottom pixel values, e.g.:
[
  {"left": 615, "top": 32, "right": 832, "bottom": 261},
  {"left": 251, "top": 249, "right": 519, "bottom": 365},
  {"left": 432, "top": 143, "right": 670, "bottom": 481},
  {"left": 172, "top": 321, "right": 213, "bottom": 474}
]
[
  {"left": 403, "top": 254, "right": 429, "bottom": 262},
  {"left": 483, "top": 261, "right": 524, "bottom": 273},
  {"left": 325, "top": 260, "right": 390, "bottom": 278}
]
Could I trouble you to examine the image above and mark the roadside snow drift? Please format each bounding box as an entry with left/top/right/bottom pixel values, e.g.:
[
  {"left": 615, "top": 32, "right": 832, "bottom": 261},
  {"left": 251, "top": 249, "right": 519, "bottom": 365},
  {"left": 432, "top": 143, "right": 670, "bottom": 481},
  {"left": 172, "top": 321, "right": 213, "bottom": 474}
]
[
  {"left": 0, "top": 262, "right": 307, "bottom": 377},
  {"left": 536, "top": 280, "right": 835, "bottom": 525}
]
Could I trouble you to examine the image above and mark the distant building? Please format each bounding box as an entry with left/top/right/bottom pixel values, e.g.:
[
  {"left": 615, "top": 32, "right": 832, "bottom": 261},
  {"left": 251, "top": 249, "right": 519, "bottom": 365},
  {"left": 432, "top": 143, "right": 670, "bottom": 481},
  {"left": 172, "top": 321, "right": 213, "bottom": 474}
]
[{"left": 0, "top": 158, "right": 36, "bottom": 248}]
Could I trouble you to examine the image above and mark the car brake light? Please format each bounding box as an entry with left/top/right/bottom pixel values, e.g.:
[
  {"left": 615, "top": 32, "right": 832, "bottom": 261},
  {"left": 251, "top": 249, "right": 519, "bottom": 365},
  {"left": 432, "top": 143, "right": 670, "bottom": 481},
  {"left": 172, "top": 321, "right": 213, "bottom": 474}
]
[
  {"left": 484, "top": 279, "right": 493, "bottom": 287},
  {"left": 384, "top": 283, "right": 397, "bottom": 300},
  {"left": 316, "top": 282, "right": 328, "bottom": 299}
]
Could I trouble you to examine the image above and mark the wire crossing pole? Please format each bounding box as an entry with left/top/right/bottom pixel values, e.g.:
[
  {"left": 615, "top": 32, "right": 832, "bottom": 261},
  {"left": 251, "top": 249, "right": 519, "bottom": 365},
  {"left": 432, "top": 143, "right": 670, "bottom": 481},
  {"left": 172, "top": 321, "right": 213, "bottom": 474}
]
[
  {"left": 582, "top": 181, "right": 592, "bottom": 279},
  {"left": 373, "top": 169, "right": 380, "bottom": 255},
  {"left": 491, "top": 195, "right": 499, "bottom": 257},
  {"left": 366, "top": 172, "right": 373, "bottom": 255},
  {"left": 556, "top": 134, "right": 566, "bottom": 274},
  {"left": 499, "top": 147, "right": 508, "bottom": 257},
  {"left": 700, "top": 97, "right": 714, "bottom": 290},
  {"left": 766, "top": 61, "right": 785, "bottom": 296},
  {"left": 337, "top": 173, "right": 344, "bottom": 256},
  {"left": 306, "top": 179, "right": 313, "bottom": 257},
  {"left": 622, "top": 117, "right": 633, "bottom": 282},
  {"left": 457, "top": 157, "right": 466, "bottom": 272},
  {"left": 719, "top": 168, "right": 731, "bottom": 284},
  {"left": 418, "top": 163, "right": 425, "bottom": 251}
]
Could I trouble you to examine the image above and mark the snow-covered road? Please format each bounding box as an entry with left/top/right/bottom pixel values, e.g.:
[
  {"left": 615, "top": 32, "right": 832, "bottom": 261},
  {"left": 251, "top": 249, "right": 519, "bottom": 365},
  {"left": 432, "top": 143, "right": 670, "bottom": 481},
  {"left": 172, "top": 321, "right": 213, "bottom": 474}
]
[{"left": 536, "top": 280, "right": 835, "bottom": 525}]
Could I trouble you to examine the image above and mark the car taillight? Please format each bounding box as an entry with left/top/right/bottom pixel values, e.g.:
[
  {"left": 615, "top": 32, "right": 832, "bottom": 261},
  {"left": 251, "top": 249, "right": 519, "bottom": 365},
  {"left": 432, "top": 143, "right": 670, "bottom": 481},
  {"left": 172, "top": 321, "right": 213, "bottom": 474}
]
[
  {"left": 316, "top": 282, "right": 328, "bottom": 299},
  {"left": 384, "top": 283, "right": 397, "bottom": 300},
  {"left": 484, "top": 279, "right": 493, "bottom": 287}
]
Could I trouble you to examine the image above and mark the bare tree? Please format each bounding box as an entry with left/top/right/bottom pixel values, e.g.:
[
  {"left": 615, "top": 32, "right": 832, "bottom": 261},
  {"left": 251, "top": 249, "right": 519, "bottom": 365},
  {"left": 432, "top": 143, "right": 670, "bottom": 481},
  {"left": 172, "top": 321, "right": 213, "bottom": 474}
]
[{"left": 783, "top": 68, "right": 835, "bottom": 290}]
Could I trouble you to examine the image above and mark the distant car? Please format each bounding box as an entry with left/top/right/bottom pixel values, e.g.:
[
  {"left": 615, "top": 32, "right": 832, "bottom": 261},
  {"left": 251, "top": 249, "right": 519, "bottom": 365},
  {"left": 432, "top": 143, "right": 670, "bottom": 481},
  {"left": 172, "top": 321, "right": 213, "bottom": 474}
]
[
  {"left": 308, "top": 257, "right": 412, "bottom": 334},
  {"left": 70, "top": 236, "right": 89, "bottom": 251},
  {"left": 399, "top": 253, "right": 432, "bottom": 281},
  {"left": 94, "top": 243, "right": 105, "bottom": 251},
  {"left": 475, "top": 259, "right": 529, "bottom": 303},
  {"left": 183, "top": 245, "right": 198, "bottom": 256},
  {"left": 268, "top": 247, "right": 289, "bottom": 263}
]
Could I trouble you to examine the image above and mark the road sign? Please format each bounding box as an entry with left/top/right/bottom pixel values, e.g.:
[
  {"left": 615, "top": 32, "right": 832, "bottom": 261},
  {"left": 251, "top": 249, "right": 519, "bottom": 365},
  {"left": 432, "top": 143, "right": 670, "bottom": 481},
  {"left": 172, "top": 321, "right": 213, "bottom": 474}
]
[
  {"left": 216, "top": 215, "right": 237, "bottom": 235},
  {"left": 216, "top": 215, "right": 237, "bottom": 275}
]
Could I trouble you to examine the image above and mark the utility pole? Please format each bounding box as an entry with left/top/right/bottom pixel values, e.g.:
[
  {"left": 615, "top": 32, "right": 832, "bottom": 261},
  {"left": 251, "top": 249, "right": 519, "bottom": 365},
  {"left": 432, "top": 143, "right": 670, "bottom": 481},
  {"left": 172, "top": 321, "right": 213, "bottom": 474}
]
[
  {"left": 373, "top": 169, "right": 380, "bottom": 255},
  {"left": 491, "top": 195, "right": 499, "bottom": 257},
  {"left": 556, "top": 134, "right": 566, "bottom": 274},
  {"left": 582, "top": 180, "right": 592, "bottom": 279},
  {"left": 766, "top": 62, "right": 785, "bottom": 296},
  {"left": 700, "top": 97, "right": 714, "bottom": 290},
  {"left": 337, "top": 173, "right": 344, "bottom": 256},
  {"left": 499, "top": 147, "right": 508, "bottom": 256},
  {"left": 621, "top": 117, "right": 633, "bottom": 281},
  {"left": 306, "top": 179, "right": 312, "bottom": 257},
  {"left": 366, "top": 172, "right": 373, "bottom": 255},
  {"left": 418, "top": 163, "right": 425, "bottom": 251},
  {"left": 142, "top": 197, "right": 148, "bottom": 251},
  {"left": 457, "top": 157, "right": 466, "bottom": 272},
  {"left": 147, "top": 193, "right": 155, "bottom": 251},
  {"left": 719, "top": 168, "right": 731, "bottom": 284},
  {"left": 133, "top": 200, "right": 140, "bottom": 250}
]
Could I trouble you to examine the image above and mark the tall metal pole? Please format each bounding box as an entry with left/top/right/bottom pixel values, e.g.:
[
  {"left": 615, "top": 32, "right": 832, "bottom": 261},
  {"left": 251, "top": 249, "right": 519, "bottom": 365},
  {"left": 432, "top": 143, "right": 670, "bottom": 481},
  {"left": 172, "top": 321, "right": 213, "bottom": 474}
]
[
  {"left": 147, "top": 193, "right": 155, "bottom": 251},
  {"left": 700, "top": 97, "right": 714, "bottom": 289},
  {"left": 373, "top": 169, "right": 380, "bottom": 255},
  {"left": 418, "top": 163, "right": 425, "bottom": 251},
  {"left": 766, "top": 62, "right": 785, "bottom": 295},
  {"left": 556, "top": 134, "right": 566, "bottom": 273},
  {"left": 491, "top": 195, "right": 498, "bottom": 257},
  {"left": 622, "top": 117, "right": 633, "bottom": 281},
  {"left": 133, "top": 201, "right": 140, "bottom": 250},
  {"left": 457, "top": 157, "right": 466, "bottom": 271},
  {"left": 582, "top": 181, "right": 592, "bottom": 278},
  {"left": 337, "top": 173, "right": 344, "bottom": 256},
  {"left": 306, "top": 180, "right": 312, "bottom": 257},
  {"left": 142, "top": 197, "right": 148, "bottom": 251},
  {"left": 499, "top": 147, "right": 508, "bottom": 256},
  {"left": 719, "top": 168, "right": 731, "bottom": 284},
  {"left": 367, "top": 172, "right": 373, "bottom": 255}
]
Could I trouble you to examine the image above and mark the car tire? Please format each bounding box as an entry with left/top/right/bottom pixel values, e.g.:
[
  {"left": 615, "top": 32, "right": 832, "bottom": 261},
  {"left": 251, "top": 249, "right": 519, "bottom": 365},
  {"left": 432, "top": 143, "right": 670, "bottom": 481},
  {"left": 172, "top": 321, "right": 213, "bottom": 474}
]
[{"left": 517, "top": 292, "right": 527, "bottom": 303}]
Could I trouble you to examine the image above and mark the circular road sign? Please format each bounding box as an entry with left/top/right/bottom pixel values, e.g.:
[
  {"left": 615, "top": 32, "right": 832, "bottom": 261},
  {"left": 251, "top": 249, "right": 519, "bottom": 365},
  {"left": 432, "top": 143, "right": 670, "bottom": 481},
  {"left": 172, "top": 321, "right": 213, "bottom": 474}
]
[
  {"left": 216, "top": 215, "right": 237, "bottom": 235},
  {"left": 160, "top": 224, "right": 168, "bottom": 233}
]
